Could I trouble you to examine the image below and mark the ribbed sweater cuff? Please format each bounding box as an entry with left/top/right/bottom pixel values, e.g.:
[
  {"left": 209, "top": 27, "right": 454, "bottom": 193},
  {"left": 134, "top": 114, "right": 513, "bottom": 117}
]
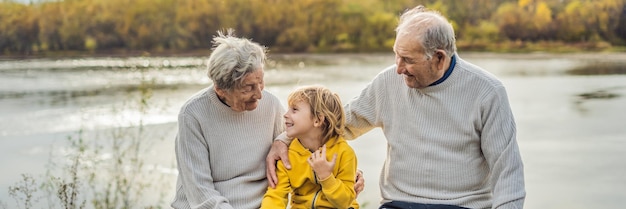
[{"left": 319, "top": 174, "right": 339, "bottom": 191}]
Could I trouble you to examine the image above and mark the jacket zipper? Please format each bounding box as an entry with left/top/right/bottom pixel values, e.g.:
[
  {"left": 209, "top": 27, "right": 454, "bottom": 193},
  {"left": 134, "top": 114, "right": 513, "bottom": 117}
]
[{"left": 311, "top": 171, "right": 321, "bottom": 209}]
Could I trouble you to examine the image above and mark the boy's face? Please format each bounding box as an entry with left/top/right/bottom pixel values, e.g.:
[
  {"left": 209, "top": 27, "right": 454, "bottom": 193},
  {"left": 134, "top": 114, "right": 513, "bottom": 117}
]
[{"left": 284, "top": 100, "right": 319, "bottom": 139}]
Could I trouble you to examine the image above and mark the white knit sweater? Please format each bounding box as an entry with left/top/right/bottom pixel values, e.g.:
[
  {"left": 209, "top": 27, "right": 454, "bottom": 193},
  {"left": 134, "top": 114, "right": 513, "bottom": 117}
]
[
  {"left": 344, "top": 56, "right": 526, "bottom": 209},
  {"left": 172, "top": 87, "right": 285, "bottom": 209}
]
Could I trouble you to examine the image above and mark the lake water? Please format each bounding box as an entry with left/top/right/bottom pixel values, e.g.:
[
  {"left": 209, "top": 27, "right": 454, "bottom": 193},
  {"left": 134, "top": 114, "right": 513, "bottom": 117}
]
[{"left": 1, "top": 53, "right": 625, "bottom": 208}]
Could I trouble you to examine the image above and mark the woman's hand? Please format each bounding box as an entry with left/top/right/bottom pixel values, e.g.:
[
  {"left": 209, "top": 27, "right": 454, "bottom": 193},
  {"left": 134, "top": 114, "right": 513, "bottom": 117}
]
[{"left": 266, "top": 140, "right": 291, "bottom": 188}]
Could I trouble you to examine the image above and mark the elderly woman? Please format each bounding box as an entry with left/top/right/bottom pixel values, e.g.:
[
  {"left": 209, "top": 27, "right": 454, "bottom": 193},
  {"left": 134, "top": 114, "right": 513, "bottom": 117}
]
[{"left": 171, "top": 30, "right": 285, "bottom": 209}]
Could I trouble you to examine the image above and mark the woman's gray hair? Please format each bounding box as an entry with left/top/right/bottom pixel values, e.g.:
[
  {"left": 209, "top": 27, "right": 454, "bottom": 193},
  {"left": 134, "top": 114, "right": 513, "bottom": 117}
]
[
  {"left": 395, "top": 5, "right": 457, "bottom": 59},
  {"left": 207, "top": 29, "right": 267, "bottom": 91}
]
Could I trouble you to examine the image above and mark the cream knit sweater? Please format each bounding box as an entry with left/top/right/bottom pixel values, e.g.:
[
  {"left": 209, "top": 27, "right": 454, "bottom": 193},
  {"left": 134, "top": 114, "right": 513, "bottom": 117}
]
[
  {"left": 172, "top": 87, "right": 285, "bottom": 209},
  {"left": 344, "top": 56, "right": 526, "bottom": 209}
]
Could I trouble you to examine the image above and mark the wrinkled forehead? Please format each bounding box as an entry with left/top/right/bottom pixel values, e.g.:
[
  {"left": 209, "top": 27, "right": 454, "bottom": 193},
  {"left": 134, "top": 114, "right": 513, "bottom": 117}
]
[
  {"left": 235, "top": 68, "right": 264, "bottom": 86},
  {"left": 393, "top": 32, "right": 423, "bottom": 54}
]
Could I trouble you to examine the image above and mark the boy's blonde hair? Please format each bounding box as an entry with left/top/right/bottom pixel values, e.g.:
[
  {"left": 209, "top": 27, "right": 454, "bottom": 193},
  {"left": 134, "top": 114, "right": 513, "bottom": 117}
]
[{"left": 287, "top": 85, "right": 345, "bottom": 142}]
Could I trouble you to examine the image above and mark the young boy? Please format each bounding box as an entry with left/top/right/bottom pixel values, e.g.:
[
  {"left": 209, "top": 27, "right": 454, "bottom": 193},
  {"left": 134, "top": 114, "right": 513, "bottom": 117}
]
[{"left": 261, "top": 85, "right": 359, "bottom": 209}]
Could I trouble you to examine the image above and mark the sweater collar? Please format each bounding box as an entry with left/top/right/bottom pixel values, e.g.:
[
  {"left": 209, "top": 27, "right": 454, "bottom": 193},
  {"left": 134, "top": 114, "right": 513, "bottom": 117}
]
[
  {"left": 429, "top": 54, "right": 456, "bottom": 86},
  {"left": 419, "top": 55, "right": 462, "bottom": 93}
]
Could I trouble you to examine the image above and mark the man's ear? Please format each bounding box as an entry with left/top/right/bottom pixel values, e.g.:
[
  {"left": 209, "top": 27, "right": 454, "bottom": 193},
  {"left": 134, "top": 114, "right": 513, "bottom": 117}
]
[{"left": 434, "top": 50, "right": 448, "bottom": 71}]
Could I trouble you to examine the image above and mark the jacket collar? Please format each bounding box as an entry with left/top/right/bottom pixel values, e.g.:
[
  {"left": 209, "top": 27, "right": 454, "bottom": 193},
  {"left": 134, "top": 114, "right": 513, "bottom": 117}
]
[{"left": 291, "top": 135, "right": 345, "bottom": 156}]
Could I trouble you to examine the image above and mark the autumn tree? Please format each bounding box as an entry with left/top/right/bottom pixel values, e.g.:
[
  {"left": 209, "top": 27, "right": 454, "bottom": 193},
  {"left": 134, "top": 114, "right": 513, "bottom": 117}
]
[
  {"left": 0, "top": 2, "right": 39, "bottom": 54},
  {"left": 1, "top": 0, "right": 625, "bottom": 54}
]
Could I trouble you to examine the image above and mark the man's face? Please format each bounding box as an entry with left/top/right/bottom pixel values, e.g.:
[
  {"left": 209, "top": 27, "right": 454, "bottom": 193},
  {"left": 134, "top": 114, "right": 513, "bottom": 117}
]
[
  {"left": 216, "top": 69, "right": 264, "bottom": 112},
  {"left": 393, "top": 33, "right": 441, "bottom": 89}
]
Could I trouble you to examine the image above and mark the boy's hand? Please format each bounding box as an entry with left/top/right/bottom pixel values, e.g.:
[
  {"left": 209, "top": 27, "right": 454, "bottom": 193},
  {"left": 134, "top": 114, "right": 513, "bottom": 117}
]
[{"left": 307, "top": 145, "right": 336, "bottom": 180}]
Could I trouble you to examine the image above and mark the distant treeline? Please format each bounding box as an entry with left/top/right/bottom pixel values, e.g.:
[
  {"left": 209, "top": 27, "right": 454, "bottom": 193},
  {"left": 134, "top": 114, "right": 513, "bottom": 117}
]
[{"left": 1, "top": 0, "right": 625, "bottom": 55}]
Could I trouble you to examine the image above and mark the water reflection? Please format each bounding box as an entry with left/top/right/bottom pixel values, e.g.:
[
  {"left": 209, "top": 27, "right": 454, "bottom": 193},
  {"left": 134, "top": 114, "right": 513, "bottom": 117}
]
[
  {"left": 0, "top": 57, "right": 206, "bottom": 71},
  {"left": 577, "top": 89, "right": 620, "bottom": 100},
  {"left": 567, "top": 61, "right": 626, "bottom": 75},
  {"left": 573, "top": 86, "right": 624, "bottom": 115},
  {"left": 564, "top": 60, "right": 626, "bottom": 114},
  {"left": 0, "top": 54, "right": 394, "bottom": 105}
]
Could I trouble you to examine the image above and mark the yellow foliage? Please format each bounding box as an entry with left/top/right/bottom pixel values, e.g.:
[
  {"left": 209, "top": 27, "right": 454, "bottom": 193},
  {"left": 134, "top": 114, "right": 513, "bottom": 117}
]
[
  {"left": 518, "top": 0, "right": 533, "bottom": 8},
  {"left": 0, "top": 0, "right": 624, "bottom": 54},
  {"left": 84, "top": 36, "right": 97, "bottom": 51},
  {"left": 533, "top": 2, "right": 552, "bottom": 30}
]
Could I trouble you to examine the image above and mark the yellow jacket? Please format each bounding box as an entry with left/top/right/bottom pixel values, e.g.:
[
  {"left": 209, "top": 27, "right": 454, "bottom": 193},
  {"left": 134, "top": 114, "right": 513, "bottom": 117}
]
[{"left": 261, "top": 136, "right": 359, "bottom": 209}]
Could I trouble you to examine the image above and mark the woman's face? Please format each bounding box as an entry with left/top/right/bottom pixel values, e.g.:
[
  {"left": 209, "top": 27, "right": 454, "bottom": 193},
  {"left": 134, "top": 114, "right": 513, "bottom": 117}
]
[{"left": 216, "top": 69, "right": 264, "bottom": 112}]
